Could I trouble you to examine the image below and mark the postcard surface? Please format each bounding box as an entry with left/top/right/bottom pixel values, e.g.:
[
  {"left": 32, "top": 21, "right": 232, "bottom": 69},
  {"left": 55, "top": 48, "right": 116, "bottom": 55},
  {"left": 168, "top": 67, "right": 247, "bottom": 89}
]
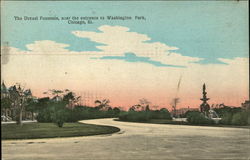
[{"left": 1, "top": 1, "right": 249, "bottom": 160}]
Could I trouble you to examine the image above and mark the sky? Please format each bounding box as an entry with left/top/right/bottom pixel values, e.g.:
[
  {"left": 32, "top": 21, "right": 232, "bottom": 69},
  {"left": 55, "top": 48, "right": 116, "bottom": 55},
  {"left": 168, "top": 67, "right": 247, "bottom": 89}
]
[{"left": 1, "top": 1, "right": 249, "bottom": 110}]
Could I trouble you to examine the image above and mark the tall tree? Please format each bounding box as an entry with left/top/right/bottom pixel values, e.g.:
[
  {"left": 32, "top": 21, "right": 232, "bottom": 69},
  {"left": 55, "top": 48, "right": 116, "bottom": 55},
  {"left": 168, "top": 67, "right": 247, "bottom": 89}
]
[
  {"left": 63, "top": 91, "right": 81, "bottom": 109},
  {"left": 94, "top": 99, "right": 110, "bottom": 110},
  {"left": 25, "top": 97, "right": 37, "bottom": 121},
  {"left": 137, "top": 98, "right": 151, "bottom": 111},
  {"left": 8, "top": 84, "right": 32, "bottom": 125},
  {"left": 43, "top": 89, "right": 64, "bottom": 102}
]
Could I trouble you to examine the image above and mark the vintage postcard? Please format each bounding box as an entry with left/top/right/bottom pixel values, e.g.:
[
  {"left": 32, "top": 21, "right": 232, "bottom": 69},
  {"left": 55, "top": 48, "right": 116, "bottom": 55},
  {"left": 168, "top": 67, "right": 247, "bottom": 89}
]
[{"left": 1, "top": 0, "right": 249, "bottom": 160}]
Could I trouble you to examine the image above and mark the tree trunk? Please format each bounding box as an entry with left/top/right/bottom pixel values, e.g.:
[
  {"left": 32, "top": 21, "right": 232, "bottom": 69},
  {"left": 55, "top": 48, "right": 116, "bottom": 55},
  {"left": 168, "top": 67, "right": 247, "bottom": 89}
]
[
  {"left": 4, "top": 109, "right": 7, "bottom": 122},
  {"left": 32, "top": 111, "right": 34, "bottom": 121},
  {"left": 4, "top": 109, "right": 7, "bottom": 116},
  {"left": 11, "top": 109, "right": 14, "bottom": 120},
  {"left": 18, "top": 110, "right": 23, "bottom": 126},
  {"left": 17, "top": 106, "right": 23, "bottom": 126},
  {"left": 24, "top": 110, "right": 27, "bottom": 120}
]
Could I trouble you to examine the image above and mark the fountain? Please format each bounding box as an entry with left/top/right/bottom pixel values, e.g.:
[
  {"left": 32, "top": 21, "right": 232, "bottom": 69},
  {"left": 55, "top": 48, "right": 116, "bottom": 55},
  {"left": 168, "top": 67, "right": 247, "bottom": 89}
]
[{"left": 200, "top": 84, "right": 221, "bottom": 123}]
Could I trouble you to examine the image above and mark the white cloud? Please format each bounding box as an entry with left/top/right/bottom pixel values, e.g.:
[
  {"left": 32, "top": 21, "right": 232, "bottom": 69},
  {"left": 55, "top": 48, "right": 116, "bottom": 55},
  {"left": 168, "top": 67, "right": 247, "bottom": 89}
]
[
  {"left": 72, "top": 25, "right": 202, "bottom": 66},
  {"left": 26, "top": 40, "right": 70, "bottom": 53},
  {"left": 218, "top": 57, "right": 249, "bottom": 65}
]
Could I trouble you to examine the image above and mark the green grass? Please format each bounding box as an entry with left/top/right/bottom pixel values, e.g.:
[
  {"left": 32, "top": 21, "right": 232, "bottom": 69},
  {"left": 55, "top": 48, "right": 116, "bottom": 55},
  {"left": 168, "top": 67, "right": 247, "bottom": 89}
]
[{"left": 2, "top": 122, "right": 120, "bottom": 140}]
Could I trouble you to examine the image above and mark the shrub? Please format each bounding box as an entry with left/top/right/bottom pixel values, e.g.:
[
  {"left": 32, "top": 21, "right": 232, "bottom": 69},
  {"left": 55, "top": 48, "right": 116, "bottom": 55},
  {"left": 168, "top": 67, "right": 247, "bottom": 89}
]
[
  {"left": 184, "top": 111, "right": 200, "bottom": 118},
  {"left": 118, "top": 112, "right": 129, "bottom": 121},
  {"left": 159, "top": 109, "right": 172, "bottom": 120},
  {"left": 118, "top": 109, "right": 172, "bottom": 122},
  {"left": 149, "top": 110, "right": 172, "bottom": 120},
  {"left": 219, "top": 111, "right": 250, "bottom": 126},
  {"left": 51, "top": 109, "right": 68, "bottom": 127},
  {"left": 36, "top": 100, "right": 122, "bottom": 123},
  {"left": 247, "top": 111, "right": 250, "bottom": 125},
  {"left": 118, "top": 111, "right": 150, "bottom": 122},
  {"left": 186, "top": 111, "right": 214, "bottom": 125},
  {"left": 214, "top": 106, "right": 242, "bottom": 117},
  {"left": 219, "top": 113, "right": 233, "bottom": 125},
  {"left": 36, "top": 108, "right": 53, "bottom": 122},
  {"left": 231, "top": 112, "right": 249, "bottom": 126},
  {"left": 133, "top": 111, "right": 150, "bottom": 122},
  {"left": 113, "top": 107, "right": 121, "bottom": 117}
]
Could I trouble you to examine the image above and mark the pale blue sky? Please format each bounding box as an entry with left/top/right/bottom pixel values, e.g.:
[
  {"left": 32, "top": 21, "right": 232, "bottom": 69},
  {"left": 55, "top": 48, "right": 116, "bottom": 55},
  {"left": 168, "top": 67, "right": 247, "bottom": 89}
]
[
  {"left": 95, "top": 53, "right": 185, "bottom": 68},
  {"left": 2, "top": 1, "right": 248, "bottom": 64}
]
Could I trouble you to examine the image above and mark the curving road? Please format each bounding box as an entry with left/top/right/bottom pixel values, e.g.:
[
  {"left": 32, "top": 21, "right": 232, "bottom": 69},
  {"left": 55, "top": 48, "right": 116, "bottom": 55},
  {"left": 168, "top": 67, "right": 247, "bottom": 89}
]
[{"left": 2, "top": 118, "right": 250, "bottom": 160}]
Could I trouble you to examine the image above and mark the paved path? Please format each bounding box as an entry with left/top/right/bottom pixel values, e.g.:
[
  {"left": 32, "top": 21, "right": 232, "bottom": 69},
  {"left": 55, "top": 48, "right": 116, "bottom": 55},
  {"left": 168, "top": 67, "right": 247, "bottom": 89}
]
[
  {"left": 2, "top": 118, "right": 250, "bottom": 160},
  {"left": 2, "top": 120, "right": 37, "bottom": 124}
]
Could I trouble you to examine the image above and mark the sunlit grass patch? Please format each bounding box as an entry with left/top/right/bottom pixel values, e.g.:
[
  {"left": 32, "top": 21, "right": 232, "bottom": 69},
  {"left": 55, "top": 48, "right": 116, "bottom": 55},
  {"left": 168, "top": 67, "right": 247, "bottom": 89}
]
[{"left": 2, "top": 122, "right": 120, "bottom": 140}]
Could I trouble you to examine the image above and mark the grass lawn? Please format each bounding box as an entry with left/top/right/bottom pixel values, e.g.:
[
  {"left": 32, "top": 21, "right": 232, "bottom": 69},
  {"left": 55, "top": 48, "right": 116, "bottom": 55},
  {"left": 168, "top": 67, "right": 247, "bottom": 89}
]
[{"left": 2, "top": 122, "right": 120, "bottom": 140}]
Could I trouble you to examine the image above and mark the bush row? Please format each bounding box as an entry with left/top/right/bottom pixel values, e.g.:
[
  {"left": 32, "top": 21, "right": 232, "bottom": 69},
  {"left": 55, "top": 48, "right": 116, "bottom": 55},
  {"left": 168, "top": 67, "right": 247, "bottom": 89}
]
[
  {"left": 185, "top": 110, "right": 250, "bottom": 126},
  {"left": 220, "top": 111, "right": 250, "bottom": 125},
  {"left": 118, "top": 109, "right": 172, "bottom": 122},
  {"left": 36, "top": 102, "right": 121, "bottom": 127},
  {"left": 186, "top": 111, "right": 215, "bottom": 125}
]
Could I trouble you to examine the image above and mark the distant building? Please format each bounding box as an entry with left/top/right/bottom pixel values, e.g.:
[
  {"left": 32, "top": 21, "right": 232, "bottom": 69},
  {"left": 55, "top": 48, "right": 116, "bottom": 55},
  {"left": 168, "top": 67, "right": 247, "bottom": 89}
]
[
  {"left": 1, "top": 82, "right": 9, "bottom": 98},
  {"left": 66, "top": 99, "right": 76, "bottom": 109},
  {"left": 241, "top": 100, "right": 250, "bottom": 110},
  {"left": 51, "top": 95, "right": 63, "bottom": 102},
  {"left": 51, "top": 94, "right": 78, "bottom": 109},
  {"left": 1, "top": 82, "right": 13, "bottom": 120},
  {"left": 1, "top": 82, "right": 34, "bottom": 121}
]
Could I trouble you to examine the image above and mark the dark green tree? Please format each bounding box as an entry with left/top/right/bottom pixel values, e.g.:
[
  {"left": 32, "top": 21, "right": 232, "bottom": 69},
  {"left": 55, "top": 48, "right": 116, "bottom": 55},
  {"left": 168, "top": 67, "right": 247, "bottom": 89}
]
[
  {"left": 94, "top": 99, "right": 110, "bottom": 110},
  {"left": 51, "top": 101, "right": 68, "bottom": 127},
  {"left": 25, "top": 98, "right": 37, "bottom": 121},
  {"left": 8, "top": 84, "right": 33, "bottom": 126}
]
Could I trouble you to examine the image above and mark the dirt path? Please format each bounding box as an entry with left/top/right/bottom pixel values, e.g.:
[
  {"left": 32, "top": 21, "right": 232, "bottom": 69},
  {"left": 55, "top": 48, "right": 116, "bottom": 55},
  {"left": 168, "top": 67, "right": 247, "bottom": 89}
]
[{"left": 2, "top": 118, "right": 250, "bottom": 160}]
